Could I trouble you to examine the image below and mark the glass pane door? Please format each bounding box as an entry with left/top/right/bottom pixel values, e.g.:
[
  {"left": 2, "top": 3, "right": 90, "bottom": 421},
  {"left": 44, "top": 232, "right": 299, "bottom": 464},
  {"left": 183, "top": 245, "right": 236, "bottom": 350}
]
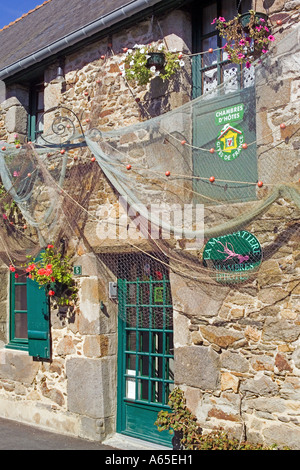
[{"left": 117, "top": 255, "right": 174, "bottom": 447}]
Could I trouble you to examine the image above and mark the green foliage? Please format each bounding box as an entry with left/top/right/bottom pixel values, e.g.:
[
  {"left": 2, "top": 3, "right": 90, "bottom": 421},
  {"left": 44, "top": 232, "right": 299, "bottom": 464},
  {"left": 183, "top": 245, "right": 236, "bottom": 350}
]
[
  {"left": 213, "top": 11, "right": 274, "bottom": 67},
  {"left": 155, "top": 387, "right": 283, "bottom": 450},
  {"left": 124, "top": 44, "right": 183, "bottom": 86}
]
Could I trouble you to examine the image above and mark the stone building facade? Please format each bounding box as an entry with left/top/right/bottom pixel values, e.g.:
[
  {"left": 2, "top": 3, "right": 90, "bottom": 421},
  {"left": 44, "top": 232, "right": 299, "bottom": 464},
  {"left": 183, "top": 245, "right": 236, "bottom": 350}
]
[{"left": 0, "top": 0, "right": 299, "bottom": 450}]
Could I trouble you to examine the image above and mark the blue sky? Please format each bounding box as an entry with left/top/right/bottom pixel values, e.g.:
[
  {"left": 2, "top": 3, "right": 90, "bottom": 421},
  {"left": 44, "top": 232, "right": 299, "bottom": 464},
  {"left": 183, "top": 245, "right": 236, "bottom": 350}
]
[{"left": 0, "top": 1, "right": 41, "bottom": 29}]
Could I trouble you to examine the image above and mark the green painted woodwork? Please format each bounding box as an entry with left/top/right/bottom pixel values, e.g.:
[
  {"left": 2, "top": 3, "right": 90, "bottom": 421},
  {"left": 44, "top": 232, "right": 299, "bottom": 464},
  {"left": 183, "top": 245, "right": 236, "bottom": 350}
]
[
  {"left": 192, "top": 87, "right": 257, "bottom": 204},
  {"left": 6, "top": 272, "right": 28, "bottom": 352},
  {"left": 191, "top": 1, "right": 257, "bottom": 205},
  {"left": 27, "top": 277, "right": 50, "bottom": 360},
  {"left": 28, "top": 82, "right": 44, "bottom": 142},
  {"left": 117, "top": 276, "right": 174, "bottom": 447},
  {"left": 7, "top": 253, "right": 50, "bottom": 359}
]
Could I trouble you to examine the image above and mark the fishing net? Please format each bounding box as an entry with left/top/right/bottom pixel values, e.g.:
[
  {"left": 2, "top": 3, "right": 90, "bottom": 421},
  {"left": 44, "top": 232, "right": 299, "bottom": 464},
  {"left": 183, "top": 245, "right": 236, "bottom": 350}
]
[{"left": 0, "top": 23, "right": 299, "bottom": 290}]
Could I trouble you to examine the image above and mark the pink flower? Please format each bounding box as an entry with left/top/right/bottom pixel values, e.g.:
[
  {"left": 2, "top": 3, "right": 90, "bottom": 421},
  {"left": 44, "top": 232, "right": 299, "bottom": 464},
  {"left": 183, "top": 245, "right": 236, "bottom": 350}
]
[
  {"left": 245, "top": 37, "right": 251, "bottom": 43},
  {"left": 256, "top": 25, "right": 262, "bottom": 31},
  {"left": 211, "top": 18, "right": 217, "bottom": 25},
  {"left": 259, "top": 18, "right": 265, "bottom": 22},
  {"left": 239, "top": 39, "right": 246, "bottom": 46},
  {"left": 218, "top": 17, "right": 226, "bottom": 22},
  {"left": 238, "top": 53, "right": 245, "bottom": 59},
  {"left": 268, "top": 35, "right": 275, "bottom": 41},
  {"left": 264, "top": 26, "right": 269, "bottom": 32},
  {"left": 51, "top": 276, "right": 56, "bottom": 283},
  {"left": 262, "top": 49, "right": 268, "bottom": 54},
  {"left": 2, "top": 214, "right": 7, "bottom": 220},
  {"left": 246, "top": 61, "right": 251, "bottom": 69}
]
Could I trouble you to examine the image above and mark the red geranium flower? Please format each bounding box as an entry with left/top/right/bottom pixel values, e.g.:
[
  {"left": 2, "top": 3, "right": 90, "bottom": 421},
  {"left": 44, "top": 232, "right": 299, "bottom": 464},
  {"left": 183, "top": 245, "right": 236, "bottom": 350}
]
[
  {"left": 48, "top": 290, "right": 55, "bottom": 296},
  {"left": 26, "top": 264, "right": 36, "bottom": 273}
]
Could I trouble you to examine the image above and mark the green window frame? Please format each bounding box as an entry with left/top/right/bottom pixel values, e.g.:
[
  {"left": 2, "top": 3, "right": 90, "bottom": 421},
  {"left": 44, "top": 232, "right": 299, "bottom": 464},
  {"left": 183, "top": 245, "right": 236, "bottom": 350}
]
[
  {"left": 7, "top": 270, "right": 28, "bottom": 351},
  {"left": 192, "top": 0, "right": 252, "bottom": 98},
  {"left": 28, "top": 81, "right": 45, "bottom": 142},
  {"left": 6, "top": 270, "right": 51, "bottom": 359}
]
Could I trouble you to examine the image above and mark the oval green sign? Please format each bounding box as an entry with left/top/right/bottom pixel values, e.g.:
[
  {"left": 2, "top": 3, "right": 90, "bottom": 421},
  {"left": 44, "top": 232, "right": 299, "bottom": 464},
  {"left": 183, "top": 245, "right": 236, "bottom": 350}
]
[{"left": 203, "top": 230, "right": 262, "bottom": 284}]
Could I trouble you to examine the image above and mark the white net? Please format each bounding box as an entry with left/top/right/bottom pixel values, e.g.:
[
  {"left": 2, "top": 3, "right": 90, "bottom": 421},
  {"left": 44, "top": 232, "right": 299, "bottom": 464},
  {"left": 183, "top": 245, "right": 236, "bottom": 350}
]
[{"left": 0, "top": 23, "right": 299, "bottom": 289}]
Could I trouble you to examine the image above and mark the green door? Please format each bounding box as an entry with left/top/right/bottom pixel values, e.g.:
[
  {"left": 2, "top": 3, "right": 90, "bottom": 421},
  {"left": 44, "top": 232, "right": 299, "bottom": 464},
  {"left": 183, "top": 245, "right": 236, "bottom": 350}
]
[{"left": 117, "top": 256, "right": 174, "bottom": 447}]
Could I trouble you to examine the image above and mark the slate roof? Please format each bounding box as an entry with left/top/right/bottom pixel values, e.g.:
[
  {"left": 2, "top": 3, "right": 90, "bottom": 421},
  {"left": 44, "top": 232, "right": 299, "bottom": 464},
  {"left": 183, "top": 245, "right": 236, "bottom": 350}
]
[{"left": 0, "top": 0, "right": 161, "bottom": 77}]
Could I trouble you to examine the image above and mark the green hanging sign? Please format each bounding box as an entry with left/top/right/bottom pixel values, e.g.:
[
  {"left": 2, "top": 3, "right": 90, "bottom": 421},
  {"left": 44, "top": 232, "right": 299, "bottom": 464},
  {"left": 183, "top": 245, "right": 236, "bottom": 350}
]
[{"left": 203, "top": 230, "right": 262, "bottom": 284}]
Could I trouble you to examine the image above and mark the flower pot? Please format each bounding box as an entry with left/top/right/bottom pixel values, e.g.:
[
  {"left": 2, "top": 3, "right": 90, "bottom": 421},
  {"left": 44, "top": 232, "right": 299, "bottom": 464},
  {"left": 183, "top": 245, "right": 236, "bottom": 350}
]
[
  {"left": 146, "top": 52, "right": 165, "bottom": 70},
  {"left": 239, "top": 12, "right": 269, "bottom": 30}
]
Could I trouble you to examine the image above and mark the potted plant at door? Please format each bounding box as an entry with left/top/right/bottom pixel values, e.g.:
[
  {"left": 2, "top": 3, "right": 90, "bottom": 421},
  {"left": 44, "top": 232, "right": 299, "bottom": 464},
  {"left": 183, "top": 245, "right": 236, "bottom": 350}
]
[
  {"left": 123, "top": 43, "right": 185, "bottom": 86},
  {"left": 23, "top": 244, "right": 78, "bottom": 306},
  {"left": 212, "top": 9, "right": 274, "bottom": 68}
]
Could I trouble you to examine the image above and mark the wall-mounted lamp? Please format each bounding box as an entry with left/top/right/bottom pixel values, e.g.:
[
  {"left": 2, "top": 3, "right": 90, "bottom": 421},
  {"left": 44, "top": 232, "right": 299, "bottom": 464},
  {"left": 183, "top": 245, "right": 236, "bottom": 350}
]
[{"left": 53, "top": 57, "right": 65, "bottom": 84}]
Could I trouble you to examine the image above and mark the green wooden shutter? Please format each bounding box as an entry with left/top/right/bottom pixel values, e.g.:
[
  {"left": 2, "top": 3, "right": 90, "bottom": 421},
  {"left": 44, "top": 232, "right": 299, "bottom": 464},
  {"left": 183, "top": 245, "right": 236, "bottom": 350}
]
[{"left": 27, "top": 278, "right": 50, "bottom": 360}]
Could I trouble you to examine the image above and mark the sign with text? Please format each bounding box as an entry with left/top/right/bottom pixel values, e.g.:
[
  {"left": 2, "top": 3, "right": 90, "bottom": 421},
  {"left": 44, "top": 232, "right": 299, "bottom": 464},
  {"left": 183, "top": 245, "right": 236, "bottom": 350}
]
[
  {"left": 73, "top": 266, "right": 82, "bottom": 276},
  {"left": 215, "top": 103, "right": 244, "bottom": 126},
  {"left": 203, "top": 230, "right": 262, "bottom": 284}
]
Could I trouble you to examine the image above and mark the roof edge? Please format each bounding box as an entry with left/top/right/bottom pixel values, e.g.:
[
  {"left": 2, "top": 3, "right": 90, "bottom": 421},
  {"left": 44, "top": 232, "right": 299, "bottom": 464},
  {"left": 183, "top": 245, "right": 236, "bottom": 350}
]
[{"left": 0, "top": 0, "right": 164, "bottom": 80}]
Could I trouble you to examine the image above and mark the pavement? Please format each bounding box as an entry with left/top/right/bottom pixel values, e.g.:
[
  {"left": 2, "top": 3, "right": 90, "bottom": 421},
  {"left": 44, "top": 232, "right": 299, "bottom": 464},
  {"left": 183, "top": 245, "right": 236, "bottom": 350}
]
[
  {"left": 0, "top": 417, "right": 171, "bottom": 451},
  {"left": 0, "top": 417, "right": 116, "bottom": 450}
]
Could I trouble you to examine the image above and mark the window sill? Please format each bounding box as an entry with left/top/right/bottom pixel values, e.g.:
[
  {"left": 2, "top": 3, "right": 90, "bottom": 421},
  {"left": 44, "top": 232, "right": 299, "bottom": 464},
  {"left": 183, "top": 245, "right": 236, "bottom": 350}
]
[{"left": 5, "top": 342, "right": 28, "bottom": 352}]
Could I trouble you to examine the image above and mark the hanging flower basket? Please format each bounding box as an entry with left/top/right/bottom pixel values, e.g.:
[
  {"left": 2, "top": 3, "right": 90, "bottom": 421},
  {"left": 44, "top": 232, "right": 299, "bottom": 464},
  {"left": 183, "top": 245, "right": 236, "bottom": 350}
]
[
  {"left": 213, "top": 10, "right": 274, "bottom": 68},
  {"left": 124, "top": 43, "right": 185, "bottom": 86},
  {"left": 146, "top": 52, "right": 166, "bottom": 70},
  {"left": 21, "top": 244, "right": 78, "bottom": 306},
  {"left": 239, "top": 11, "right": 269, "bottom": 30}
]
